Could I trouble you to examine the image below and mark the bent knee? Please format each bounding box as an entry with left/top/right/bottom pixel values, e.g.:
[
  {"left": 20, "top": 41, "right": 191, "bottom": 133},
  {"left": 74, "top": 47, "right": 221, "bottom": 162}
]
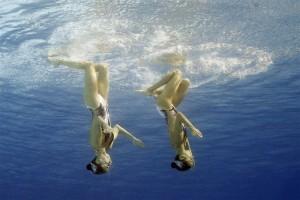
[
  {"left": 173, "top": 69, "right": 182, "bottom": 78},
  {"left": 180, "top": 79, "right": 190, "bottom": 88},
  {"left": 168, "top": 69, "right": 182, "bottom": 85}
]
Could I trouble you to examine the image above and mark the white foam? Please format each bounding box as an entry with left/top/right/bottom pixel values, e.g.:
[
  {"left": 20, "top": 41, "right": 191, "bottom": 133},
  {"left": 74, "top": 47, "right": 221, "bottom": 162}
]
[
  {"left": 1, "top": 18, "right": 273, "bottom": 94},
  {"left": 48, "top": 19, "right": 138, "bottom": 62},
  {"left": 141, "top": 42, "right": 273, "bottom": 88},
  {"left": 46, "top": 20, "right": 273, "bottom": 90}
]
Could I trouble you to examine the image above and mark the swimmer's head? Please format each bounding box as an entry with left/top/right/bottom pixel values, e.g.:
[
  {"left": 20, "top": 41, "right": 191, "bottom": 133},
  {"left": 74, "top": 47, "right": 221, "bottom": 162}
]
[
  {"left": 171, "top": 154, "right": 194, "bottom": 171},
  {"left": 86, "top": 154, "right": 112, "bottom": 174}
]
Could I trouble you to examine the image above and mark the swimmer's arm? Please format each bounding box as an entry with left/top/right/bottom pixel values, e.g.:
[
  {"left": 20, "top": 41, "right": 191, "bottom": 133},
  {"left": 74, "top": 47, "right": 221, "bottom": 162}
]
[
  {"left": 48, "top": 55, "right": 92, "bottom": 69},
  {"left": 115, "top": 124, "right": 144, "bottom": 148},
  {"left": 96, "top": 117, "right": 143, "bottom": 148},
  {"left": 97, "top": 116, "right": 112, "bottom": 132},
  {"left": 177, "top": 112, "right": 203, "bottom": 138}
]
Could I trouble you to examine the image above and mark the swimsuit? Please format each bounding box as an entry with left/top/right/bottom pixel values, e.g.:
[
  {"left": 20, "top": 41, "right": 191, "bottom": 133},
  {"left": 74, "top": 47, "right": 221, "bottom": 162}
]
[
  {"left": 87, "top": 94, "right": 113, "bottom": 147},
  {"left": 158, "top": 105, "right": 177, "bottom": 123},
  {"left": 158, "top": 105, "right": 190, "bottom": 151},
  {"left": 87, "top": 94, "right": 111, "bottom": 126}
]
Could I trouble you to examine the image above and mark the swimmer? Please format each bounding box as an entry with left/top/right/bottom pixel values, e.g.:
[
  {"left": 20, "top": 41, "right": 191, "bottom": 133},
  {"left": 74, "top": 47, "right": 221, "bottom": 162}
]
[
  {"left": 137, "top": 70, "right": 202, "bottom": 171},
  {"left": 48, "top": 55, "right": 144, "bottom": 174}
]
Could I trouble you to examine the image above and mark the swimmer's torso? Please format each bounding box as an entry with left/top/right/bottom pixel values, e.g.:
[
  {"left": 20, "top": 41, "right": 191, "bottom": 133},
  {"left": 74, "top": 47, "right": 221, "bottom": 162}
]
[
  {"left": 88, "top": 94, "right": 113, "bottom": 150},
  {"left": 159, "top": 106, "right": 193, "bottom": 160}
]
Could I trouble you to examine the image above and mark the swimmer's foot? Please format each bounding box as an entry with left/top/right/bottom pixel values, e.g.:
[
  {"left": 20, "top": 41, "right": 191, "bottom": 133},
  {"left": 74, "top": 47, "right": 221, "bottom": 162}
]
[
  {"left": 48, "top": 56, "right": 65, "bottom": 67},
  {"left": 136, "top": 89, "right": 154, "bottom": 96},
  {"left": 47, "top": 53, "right": 68, "bottom": 65},
  {"left": 48, "top": 53, "right": 58, "bottom": 59}
]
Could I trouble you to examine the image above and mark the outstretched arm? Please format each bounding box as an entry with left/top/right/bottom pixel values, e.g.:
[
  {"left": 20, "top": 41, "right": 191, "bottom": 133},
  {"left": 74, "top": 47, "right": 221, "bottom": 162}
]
[
  {"left": 114, "top": 124, "right": 144, "bottom": 148},
  {"left": 99, "top": 119, "right": 144, "bottom": 148},
  {"left": 177, "top": 112, "right": 203, "bottom": 138}
]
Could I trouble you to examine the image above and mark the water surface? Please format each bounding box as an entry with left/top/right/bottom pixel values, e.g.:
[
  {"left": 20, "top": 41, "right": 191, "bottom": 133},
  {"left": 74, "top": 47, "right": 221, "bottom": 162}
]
[{"left": 0, "top": 0, "right": 299, "bottom": 199}]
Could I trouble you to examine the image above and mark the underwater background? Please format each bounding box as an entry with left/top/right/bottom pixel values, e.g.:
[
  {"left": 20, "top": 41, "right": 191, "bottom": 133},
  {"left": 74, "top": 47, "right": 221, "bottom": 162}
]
[{"left": 0, "top": 0, "right": 299, "bottom": 199}]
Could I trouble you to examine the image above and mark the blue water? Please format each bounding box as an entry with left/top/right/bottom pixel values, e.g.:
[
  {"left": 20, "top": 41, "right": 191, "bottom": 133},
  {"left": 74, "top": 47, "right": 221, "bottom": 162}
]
[{"left": 1, "top": 0, "right": 300, "bottom": 200}]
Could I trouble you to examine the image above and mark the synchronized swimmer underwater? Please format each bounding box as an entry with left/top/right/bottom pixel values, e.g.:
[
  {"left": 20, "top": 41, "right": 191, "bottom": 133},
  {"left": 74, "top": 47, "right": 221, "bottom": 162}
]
[
  {"left": 48, "top": 56, "right": 144, "bottom": 174},
  {"left": 48, "top": 51, "right": 203, "bottom": 174},
  {"left": 137, "top": 69, "right": 203, "bottom": 171}
]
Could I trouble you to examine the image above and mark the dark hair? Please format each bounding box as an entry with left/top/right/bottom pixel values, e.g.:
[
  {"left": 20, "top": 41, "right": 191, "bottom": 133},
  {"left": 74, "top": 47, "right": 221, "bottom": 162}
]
[
  {"left": 171, "top": 155, "right": 194, "bottom": 171},
  {"left": 86, "top": 157, "right": 111, "bottom": 175}
]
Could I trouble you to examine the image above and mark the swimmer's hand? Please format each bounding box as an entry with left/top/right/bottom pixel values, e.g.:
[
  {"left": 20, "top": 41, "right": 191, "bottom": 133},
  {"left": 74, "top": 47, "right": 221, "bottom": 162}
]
[
  {"left": 104, "top": 127, "right": 114, "bottom": 134},
  {"left": 136, "top": 89, "right": 153, "bottom": 96},
  {"left": 132, "top": 138, "right": 145, "bottom": 148},
  {"left": 191, "top": 128, "right": 203, "bottom": 138}
]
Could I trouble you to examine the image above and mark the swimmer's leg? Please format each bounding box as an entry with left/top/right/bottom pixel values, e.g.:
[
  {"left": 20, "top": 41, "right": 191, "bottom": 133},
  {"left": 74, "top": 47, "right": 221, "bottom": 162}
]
[
  {"left": 152, "top": 88, "right": 163, "bottom": 97},
  {"left": 83, "top": 64, "right": 100, "bottom": 108},
  {"left": 172, "top": 79, "right": 190, "bottom": 107},
  {"left": 94, "top": 63, "right": 109, "bottom": 100},
  {"left": 156, "top": 70, "right": 182, "bottom": 98},
  {"left": 138, "top": 70, "right": 181, "bottom": 96},
  {"left": 156, "top": 70, "right": 182, "bottom": 108},
  {"left": 48, "top": 56, "right": 100, "bottom": 107},
  {"left": 48, "top": 55, "right": 92, "bottom": 70}
]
